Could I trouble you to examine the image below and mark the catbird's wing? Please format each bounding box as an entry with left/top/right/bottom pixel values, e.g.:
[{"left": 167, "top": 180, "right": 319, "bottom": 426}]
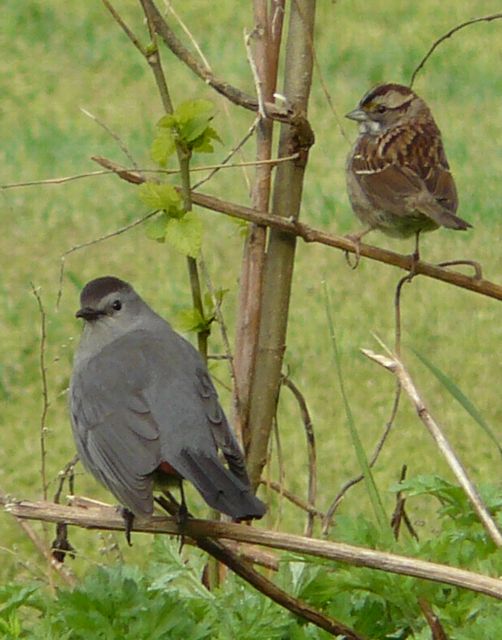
[
  {"left": 70, "top": 326, "right": 265, "bottom": 519},
  {"left": 70, "top": 336, "right": 160, "bottom": 515}
]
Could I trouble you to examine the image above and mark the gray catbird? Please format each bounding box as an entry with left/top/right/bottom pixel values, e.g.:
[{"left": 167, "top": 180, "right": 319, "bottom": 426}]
[{"left": 70, "top": 276, "right": 266, "bottom": 523}]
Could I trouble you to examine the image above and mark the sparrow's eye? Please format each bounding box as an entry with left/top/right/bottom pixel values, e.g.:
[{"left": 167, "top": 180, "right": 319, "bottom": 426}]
[
  {"left": 376, "top": 105, "right": 387, "bottom": 114},
  {"left": 112, "top": 299, "right": 122, "bottom": 311}
]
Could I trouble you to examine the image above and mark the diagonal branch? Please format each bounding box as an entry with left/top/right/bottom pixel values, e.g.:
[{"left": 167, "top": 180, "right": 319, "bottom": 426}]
[
  {"left": 5, "top": 500, "right": 502, "bottom": 601},
  {"left": 87, "top": 155, "right": 502, "bottom": 302},
  {"left": 141, "top": 0, "right": 294, "bottom": 124},
  {"left": 362, "top": 347, "right": 502, "bottom": 547}
]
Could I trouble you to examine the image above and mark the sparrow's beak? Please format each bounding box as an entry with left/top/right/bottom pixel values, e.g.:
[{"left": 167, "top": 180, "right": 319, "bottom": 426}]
[
  {"left": 76, "top": 307, "right": 105, "bottom": 321},
  {"left": 345, "top": 108, "right": 367, "bottom": 122}
]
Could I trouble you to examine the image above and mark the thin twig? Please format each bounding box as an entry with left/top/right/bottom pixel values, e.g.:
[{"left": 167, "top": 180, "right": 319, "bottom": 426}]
[
  {"left": 101, "top": 0, "right": 147, "bottom": 55},
  {"left": 410, "top": 13, "right": 502, "bottom": 87},
  {"left": 56, "top": 210, "right": 158, "bottom": 308},
  {"left": 362, "top": 347, "right": 502, "bottom": 547},
  {"left": 260, "top": 479, "right": 324, "bottom": 518},
  {"left": 281, "top": 375, "right": 318, "bottom": 537},
  {"left": 162, "top": 0, "right": 212, "bottom": 70},
  {"left": 80, "top": 108, "right": 140, "bottom": 171},
  {"left": 6, "top": 500, "right": 502, "bottom": 601},
  {"left": 322, "top": 385, "right": 399, "bottom": 535},
  {"left": 141, "top": 0, "right": 294, "bottom": 124},
  {"left": 192, "top": 119, "right": 260, "bottom": 191},
  {"left": 244, "top": 28, "right": 267, "bottom": 118},
  {"left": 31, "top": 285, "right": 50, "bottom": 500},
  {"left": 0, "top": 156, "right": 300, "bottom": 191}
]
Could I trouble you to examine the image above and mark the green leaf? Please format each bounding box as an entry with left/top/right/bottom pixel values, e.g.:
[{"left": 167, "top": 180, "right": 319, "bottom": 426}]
[
  {"left": 138, "top": 182, "right": 183, "bottom": 214},
  {"left": 175, "top": 99, "right": 215, "bottom": 143},
  {"left": 175, "top": 308, "right": 208, "bottom": 334},
  {"left": 412, "top": 349, "right": 502, "bottom": 456},
  {"left": 164, "top": 211, "right": 203, "bottom": 258},
  {"left": 145, "top": 212, "right": 169, "bottom": 242},
  {"left": 151, "top": 126, "right": 176, "bottom": 166},
  {"left": 191, "top": 126, "right": 222, "bottom": 154}
]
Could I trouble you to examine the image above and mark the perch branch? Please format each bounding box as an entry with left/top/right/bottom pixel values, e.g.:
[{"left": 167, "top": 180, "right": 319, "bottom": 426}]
[
  {"left": 362, "top": 348, "right": 502, "bottom": 547},
  {"left": 5, "top": 500, "right": 502, "bottom": 601},
  {"left": 86, "top": 156, "right": 502, "bottom": 302}
]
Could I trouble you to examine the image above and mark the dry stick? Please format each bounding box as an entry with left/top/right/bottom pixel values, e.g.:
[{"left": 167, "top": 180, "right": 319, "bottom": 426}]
[
  {"left": 362, "top": 348, "right": 502, "bottom": 548},
  {"left": 80, "top": 108, "right": 140, "bottom": 172},
  {"left": 7, "top": 500, "right": 502, "bottom": 601},
  {"left": 153, "top": 495, "right": 361, "bottom": 639},
  {"left": 192, "top": 119, "right": 259, "bottom": 191},
  {"left": 410, "top": 13, "right": 502, "bottom": 87},
  {"left": 322, "top": 387, "right": 399, "bottom": 535},
  {"left": 234, "top": 0, "right": 284, "bottom": 450},
  {"left": 141, "top": 0, "right": 294, "bottom": 124},
  {"left": 260, "top": 479, "right": 324, "bottom": 519},
  {"left": 56, "top": 209, "right": 158, "bottom": 308},
  {"left": 246, "top": 0, "right": 316, "bottom": 491},
  {"left": 419, "top": 598, "right": 450, "bottom": 640},
  {"left": 0, "top": 156, "right": 302, "bottom": 191},
  {"left": 281, "top": 375, "right": 318, "bottom": 537},
  {"left": 31, "top": 286, "right": 50, "bottom": 501},
  {"left": 0, "top": 493, "right": 75, "bottom": 587},
  {"left": 84, "top": 156, "right": 502, "bottom": 303}
]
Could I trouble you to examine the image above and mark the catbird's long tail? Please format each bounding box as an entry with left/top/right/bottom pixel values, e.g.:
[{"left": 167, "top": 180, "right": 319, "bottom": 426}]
[{"left": 176, "top": 449, "right": 266, "bottom": 520}]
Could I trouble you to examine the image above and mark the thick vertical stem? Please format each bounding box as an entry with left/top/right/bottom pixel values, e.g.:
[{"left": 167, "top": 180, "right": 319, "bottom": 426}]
[
  {"left": 246, "top": 1, "right": 316, "bottom": 488},
  {"left": 234, "top": 1, "right": 285, "bottom": 447}
]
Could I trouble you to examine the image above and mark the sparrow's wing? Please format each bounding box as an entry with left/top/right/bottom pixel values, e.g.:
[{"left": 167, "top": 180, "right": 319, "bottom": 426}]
[{"left": 351, "top": 123, "right": 469, "bottom": 229}]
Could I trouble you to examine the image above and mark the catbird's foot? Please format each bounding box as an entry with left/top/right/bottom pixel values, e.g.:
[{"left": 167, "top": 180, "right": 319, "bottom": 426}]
[
  {"left": 51, "top": 522, "right": 76, "bottom": 563},
  {"left": 117, "top": 506, "right": 135, "bottom": 546}
]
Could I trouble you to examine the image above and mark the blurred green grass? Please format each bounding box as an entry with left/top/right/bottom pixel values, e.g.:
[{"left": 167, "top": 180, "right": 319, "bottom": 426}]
[{"left": 1, "top": 1, "right": 500, "bottom": 583}]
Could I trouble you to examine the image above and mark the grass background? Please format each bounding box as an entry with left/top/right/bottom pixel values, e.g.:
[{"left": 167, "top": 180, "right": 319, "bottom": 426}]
[{"left": 1, "top": 0, "right": 500, "bottom": 584}]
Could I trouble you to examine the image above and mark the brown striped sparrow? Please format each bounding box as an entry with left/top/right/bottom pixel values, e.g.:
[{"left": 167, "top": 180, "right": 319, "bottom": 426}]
[{"left": 345, "top": 83, "right": 471, "bottom": 261}]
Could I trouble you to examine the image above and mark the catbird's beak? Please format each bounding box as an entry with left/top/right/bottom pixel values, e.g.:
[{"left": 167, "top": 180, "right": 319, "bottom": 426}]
[
  {"left": 345, "top": 107, "right": 367, "bottom": 122},
  {"left": 76, "top": 307, "right": 105, "bottom": 321}
]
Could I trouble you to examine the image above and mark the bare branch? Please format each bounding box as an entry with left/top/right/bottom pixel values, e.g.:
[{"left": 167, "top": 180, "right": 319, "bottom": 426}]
[
  {"left": 57, "top": 155, "right": 502, "bottom": 303},
  {"left": 281, "top": 375, "right": 317, "bottom": 536},
  {"left": 31, "top": 286, "right": 50, "bottom": 500},
  {"left": 141, "top": 0, "right": 294, "bottom": 123},
  {"left": 101, "top": 0, "right": 147, "bottom": 55},
  {"left": 190, "top": 191, "right": 502, "bottom": 302},
  {"left": 6, "top": 500, "right": 502, "bottom": 600},
  {"left": 362, "top": 348, "right": 502, "bottom": 547},
  {"left": 410, "top": 13, "right": 502, "bottom": 87},
  {"left": 322, "top": 387, "right": 399, "bottom": 534},
  {"left": 260, "top": 479, "right": 324, "bottom": 518},
  {"left": 56, "top": 209, "right": 158, "bottom": 307},
  {"left": 80, "top": 108, "right": 140, "bottom": 171}
]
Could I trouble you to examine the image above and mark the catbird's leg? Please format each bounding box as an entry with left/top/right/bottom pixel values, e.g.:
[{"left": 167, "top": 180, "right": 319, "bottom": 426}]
[
  {"left": 119, "top": 507, "right": 135, "bottom": 546},
  {"left": 177, "top": 481, "right": 189, "bottom": 526}
]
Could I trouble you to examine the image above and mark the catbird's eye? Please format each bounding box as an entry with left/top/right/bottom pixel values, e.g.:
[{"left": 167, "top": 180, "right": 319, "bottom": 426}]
[{"left": 112, "top": 299, "right": 122, "bottom": 311}]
